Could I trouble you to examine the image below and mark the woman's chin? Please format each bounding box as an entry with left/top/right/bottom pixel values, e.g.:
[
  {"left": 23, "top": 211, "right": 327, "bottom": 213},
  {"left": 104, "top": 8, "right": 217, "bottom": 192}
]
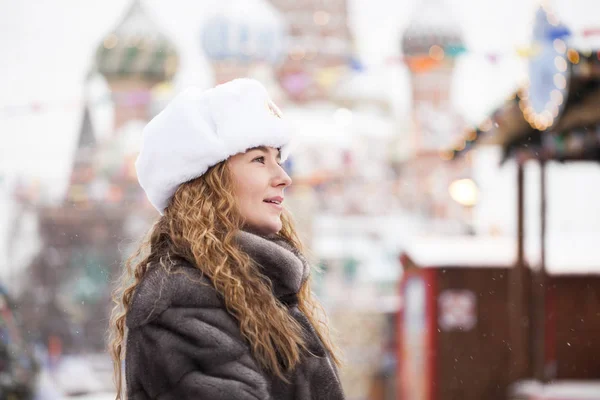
[{"left": 244, "top": 221, "right": 282, "bottom": 236}]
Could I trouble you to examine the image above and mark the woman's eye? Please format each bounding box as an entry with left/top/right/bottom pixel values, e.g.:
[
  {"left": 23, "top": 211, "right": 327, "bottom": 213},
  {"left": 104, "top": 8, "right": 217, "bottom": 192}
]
[{"left": 253, "top": 156, "right": 265, "bottom": 164}]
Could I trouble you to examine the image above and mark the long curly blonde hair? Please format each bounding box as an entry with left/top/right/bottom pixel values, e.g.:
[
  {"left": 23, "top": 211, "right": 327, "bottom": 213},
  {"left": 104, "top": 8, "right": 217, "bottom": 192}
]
[{"left": 108, "top": 161, "right": 340, "bottom": 399}]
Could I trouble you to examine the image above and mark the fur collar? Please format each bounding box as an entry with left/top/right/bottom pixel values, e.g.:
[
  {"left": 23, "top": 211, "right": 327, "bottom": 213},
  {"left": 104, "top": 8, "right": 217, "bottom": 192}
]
[
  {"left": 127, "top": 231, "right": 310, "bottom": 328},
  {"left": 235, "top": 230, "right": 309, "bottom": 302}
]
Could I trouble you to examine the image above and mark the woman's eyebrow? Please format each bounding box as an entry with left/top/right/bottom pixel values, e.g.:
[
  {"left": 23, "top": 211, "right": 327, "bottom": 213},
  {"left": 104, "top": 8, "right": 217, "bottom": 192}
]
[{"left": 248, "top": 146, "right": 281, "bottom": 161}]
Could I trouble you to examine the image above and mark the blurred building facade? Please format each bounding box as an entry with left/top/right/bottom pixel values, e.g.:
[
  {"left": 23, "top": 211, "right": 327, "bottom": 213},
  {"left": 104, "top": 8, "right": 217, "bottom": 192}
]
[
  {"left": 16, "top": 0, "right": 176, "bottom": 353},
  {"left": 268, "top": 0, "right": 354, "bottom": 102},
  {"left": 201, "top": 0, "right": 287, "bottom": 102},
  {"left": 3, "top": 0, "right": 481, "bottom": 397},
  {"left": 397, "top": 0, "right": 474, "bottom": 234}
]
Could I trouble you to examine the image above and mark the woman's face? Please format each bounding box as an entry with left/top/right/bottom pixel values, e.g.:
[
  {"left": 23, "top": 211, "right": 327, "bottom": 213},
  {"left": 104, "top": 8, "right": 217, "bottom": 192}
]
[{"left": 228, "top": 146, "right": 292, "bottom": 235}]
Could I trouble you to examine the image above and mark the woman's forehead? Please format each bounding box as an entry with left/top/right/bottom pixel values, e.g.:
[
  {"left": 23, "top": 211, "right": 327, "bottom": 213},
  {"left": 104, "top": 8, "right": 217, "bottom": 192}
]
[{"left": 247, "top": 146, "right": 281, "bottom": 158}]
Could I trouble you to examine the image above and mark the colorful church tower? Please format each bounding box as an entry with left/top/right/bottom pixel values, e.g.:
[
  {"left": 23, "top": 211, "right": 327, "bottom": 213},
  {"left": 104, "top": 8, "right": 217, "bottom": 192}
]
[
  {"left": 95, "top": 0, "right": 179, "bottom": 130},
  {"left": 18, "top": 0, "right": 179, "bottom": 353},
  {"left": 268, "top": 0, "right": 354, "bottom": 102},
  {"left": 399, "top": 0, "right": 472, "bottom": 229}
]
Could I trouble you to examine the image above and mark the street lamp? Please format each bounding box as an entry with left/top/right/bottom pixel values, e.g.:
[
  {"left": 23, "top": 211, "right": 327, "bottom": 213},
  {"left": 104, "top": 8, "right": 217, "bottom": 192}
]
[
  {"left": 448, "top": 178, "right": 479, "bottom": 208},
  {"left": 449, "top": 178, "right": 479, "bottom": 235}
]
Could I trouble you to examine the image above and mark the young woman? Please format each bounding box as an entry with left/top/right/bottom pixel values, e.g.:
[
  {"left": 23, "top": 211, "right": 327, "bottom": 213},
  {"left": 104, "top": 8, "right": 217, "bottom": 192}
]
[{"left": 108, "top": 79, "right": 344, "bottom": 399}]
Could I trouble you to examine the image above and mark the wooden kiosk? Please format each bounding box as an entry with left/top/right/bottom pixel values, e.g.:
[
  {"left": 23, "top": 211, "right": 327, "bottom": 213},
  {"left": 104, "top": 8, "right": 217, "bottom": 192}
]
[{"left": 397, "top": 237, "right": 600, "bottom": 400}]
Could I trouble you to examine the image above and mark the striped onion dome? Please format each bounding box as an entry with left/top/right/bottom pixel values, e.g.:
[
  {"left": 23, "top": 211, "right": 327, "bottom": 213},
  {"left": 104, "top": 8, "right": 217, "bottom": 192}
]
[
  {"left": 201, "top": 0, "right": 286, "bottom": 64},
  {"left": 402, "top": 0, "right": 464, "bottom": 57},
  {"left": 95, "top": 0, "right": 179, "bottom": 82}
]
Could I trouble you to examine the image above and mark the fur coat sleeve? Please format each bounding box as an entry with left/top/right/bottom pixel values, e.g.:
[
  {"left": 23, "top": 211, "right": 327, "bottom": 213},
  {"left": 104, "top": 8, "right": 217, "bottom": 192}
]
[{"left": 125, "top": 265, "right": 271, "bottom": 400}]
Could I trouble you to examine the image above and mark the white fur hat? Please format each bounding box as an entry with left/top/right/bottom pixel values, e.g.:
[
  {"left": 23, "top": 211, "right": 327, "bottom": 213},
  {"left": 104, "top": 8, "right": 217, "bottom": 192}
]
[{"left": 135, "top": 78, "right": 293, "bottom": 214}]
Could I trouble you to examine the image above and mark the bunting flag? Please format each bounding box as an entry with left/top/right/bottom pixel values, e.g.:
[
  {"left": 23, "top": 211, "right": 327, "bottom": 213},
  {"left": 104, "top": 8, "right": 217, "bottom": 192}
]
[
  {"left": 0, "top": 91, "right": 156, "bottom": 118},
  {"left": 3, "top": 25, "right": 600, "bottom": 119}
]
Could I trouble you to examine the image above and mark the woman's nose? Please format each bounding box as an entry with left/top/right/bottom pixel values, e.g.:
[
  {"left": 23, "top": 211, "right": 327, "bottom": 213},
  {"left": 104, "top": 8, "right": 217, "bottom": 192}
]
[{"left": 274, "top": 165, "right": 292, "bottom": 188}]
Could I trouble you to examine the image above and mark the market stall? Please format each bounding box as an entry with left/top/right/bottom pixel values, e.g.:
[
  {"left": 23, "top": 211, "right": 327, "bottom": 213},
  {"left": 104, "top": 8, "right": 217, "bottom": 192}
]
[
  {"left": 397, "top": 236, "right": 600, "bottom": 400},
  {"left": 437, "top": 4, "right": 600, "bottom": 398}
]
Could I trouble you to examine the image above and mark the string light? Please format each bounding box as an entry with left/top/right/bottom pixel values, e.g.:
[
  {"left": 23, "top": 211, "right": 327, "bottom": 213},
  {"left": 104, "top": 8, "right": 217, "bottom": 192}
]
[
  {"left": 555, "top": 56, "right": 567, "bottom": 72},
  {"left": 554, "top": 73, "right": 567, "bottom": 89},
  {"left": 546, "top": 13, "right": 560, "bottom": 27},
  {"left": 567, "top": 49, "right": 580, "bottom": 64},
  {"left": 429, "top": 45, "right": 445, "bottom": 61},
  {"left": 448, "top": 6, "right": 600, "bottom": 158},
  {"left": 440, "top": 150, "right": 454, "bottom": 161},
  {"left": 103, "top": 34, "right": 118, "bottom": 49},
  {"left": 553, "top": 39, "right": 567, "bottom": 54},
  {"left": 478, "top": 118, "right": 493, "bottom": 132},
  {"left": 519, "top": 63, "right": 568, "bottom": 131},
  {"left": 551, "top": 89, "right": 564, "bottom": 104},
  {"left": 516, "top": 2, "right": 573, "bottom": 132}
]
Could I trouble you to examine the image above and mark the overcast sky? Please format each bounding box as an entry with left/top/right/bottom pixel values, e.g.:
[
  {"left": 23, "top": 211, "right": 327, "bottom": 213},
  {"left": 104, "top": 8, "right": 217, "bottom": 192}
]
[{"left": 1, "top": 0, "right": 599, "bottom": 185}]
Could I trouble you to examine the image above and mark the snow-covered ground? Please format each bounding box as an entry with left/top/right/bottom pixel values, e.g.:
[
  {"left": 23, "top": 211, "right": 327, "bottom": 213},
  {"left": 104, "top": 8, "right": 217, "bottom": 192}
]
[
  {"left": 511, "top": 380, "right": 600, "bottom": 399},
  {"left": 34, "top": 354, "right": 116, "bottom": 400}
]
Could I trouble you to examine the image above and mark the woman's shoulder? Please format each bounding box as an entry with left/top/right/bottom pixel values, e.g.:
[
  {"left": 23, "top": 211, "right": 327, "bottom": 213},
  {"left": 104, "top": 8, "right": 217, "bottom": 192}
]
[{"left": 126, "top": 257, "right": 222, "bottom": 329}]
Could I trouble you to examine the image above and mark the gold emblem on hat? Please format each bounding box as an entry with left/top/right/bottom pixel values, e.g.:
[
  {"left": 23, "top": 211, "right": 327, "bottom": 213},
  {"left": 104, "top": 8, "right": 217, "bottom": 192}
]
[{"left": 266, "top": 100, "right": 282, "bottom": 119}]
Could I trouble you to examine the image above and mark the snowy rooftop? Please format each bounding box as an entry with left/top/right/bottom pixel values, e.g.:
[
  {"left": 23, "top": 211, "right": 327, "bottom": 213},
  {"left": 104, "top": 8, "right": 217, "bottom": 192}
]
[
  {"left": 404, "top": 234, "right": 600, "bottom": 275},
  {"left": 511, "top": 380, "right": 600, "bottom": 399}
]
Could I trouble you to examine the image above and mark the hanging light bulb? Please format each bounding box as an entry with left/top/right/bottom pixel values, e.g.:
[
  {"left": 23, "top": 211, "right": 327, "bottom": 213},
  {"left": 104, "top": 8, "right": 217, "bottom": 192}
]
[
  {"left": 449, "top": 179, "right": 479, "bottom": 207},
  {"left": 555, "top": 56, "right": 567, "bottom": 72},
  {"left": 567, "top": 49, "right": 580, "bottom": 64},
  {"left": 429, "top": 45, "right": 445, "bottom": 61},
  {"left": 553, "top": 39, "right": 566, "bottom": 54},
  {"left": 103, "top": 34, "right": 119, "bottom": 49}
]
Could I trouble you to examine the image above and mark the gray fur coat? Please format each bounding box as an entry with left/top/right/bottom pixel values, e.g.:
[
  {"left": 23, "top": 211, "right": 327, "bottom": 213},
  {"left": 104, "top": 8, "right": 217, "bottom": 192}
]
[{"left": 125, "top": 231, "right": 345, "bottom": 399}]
